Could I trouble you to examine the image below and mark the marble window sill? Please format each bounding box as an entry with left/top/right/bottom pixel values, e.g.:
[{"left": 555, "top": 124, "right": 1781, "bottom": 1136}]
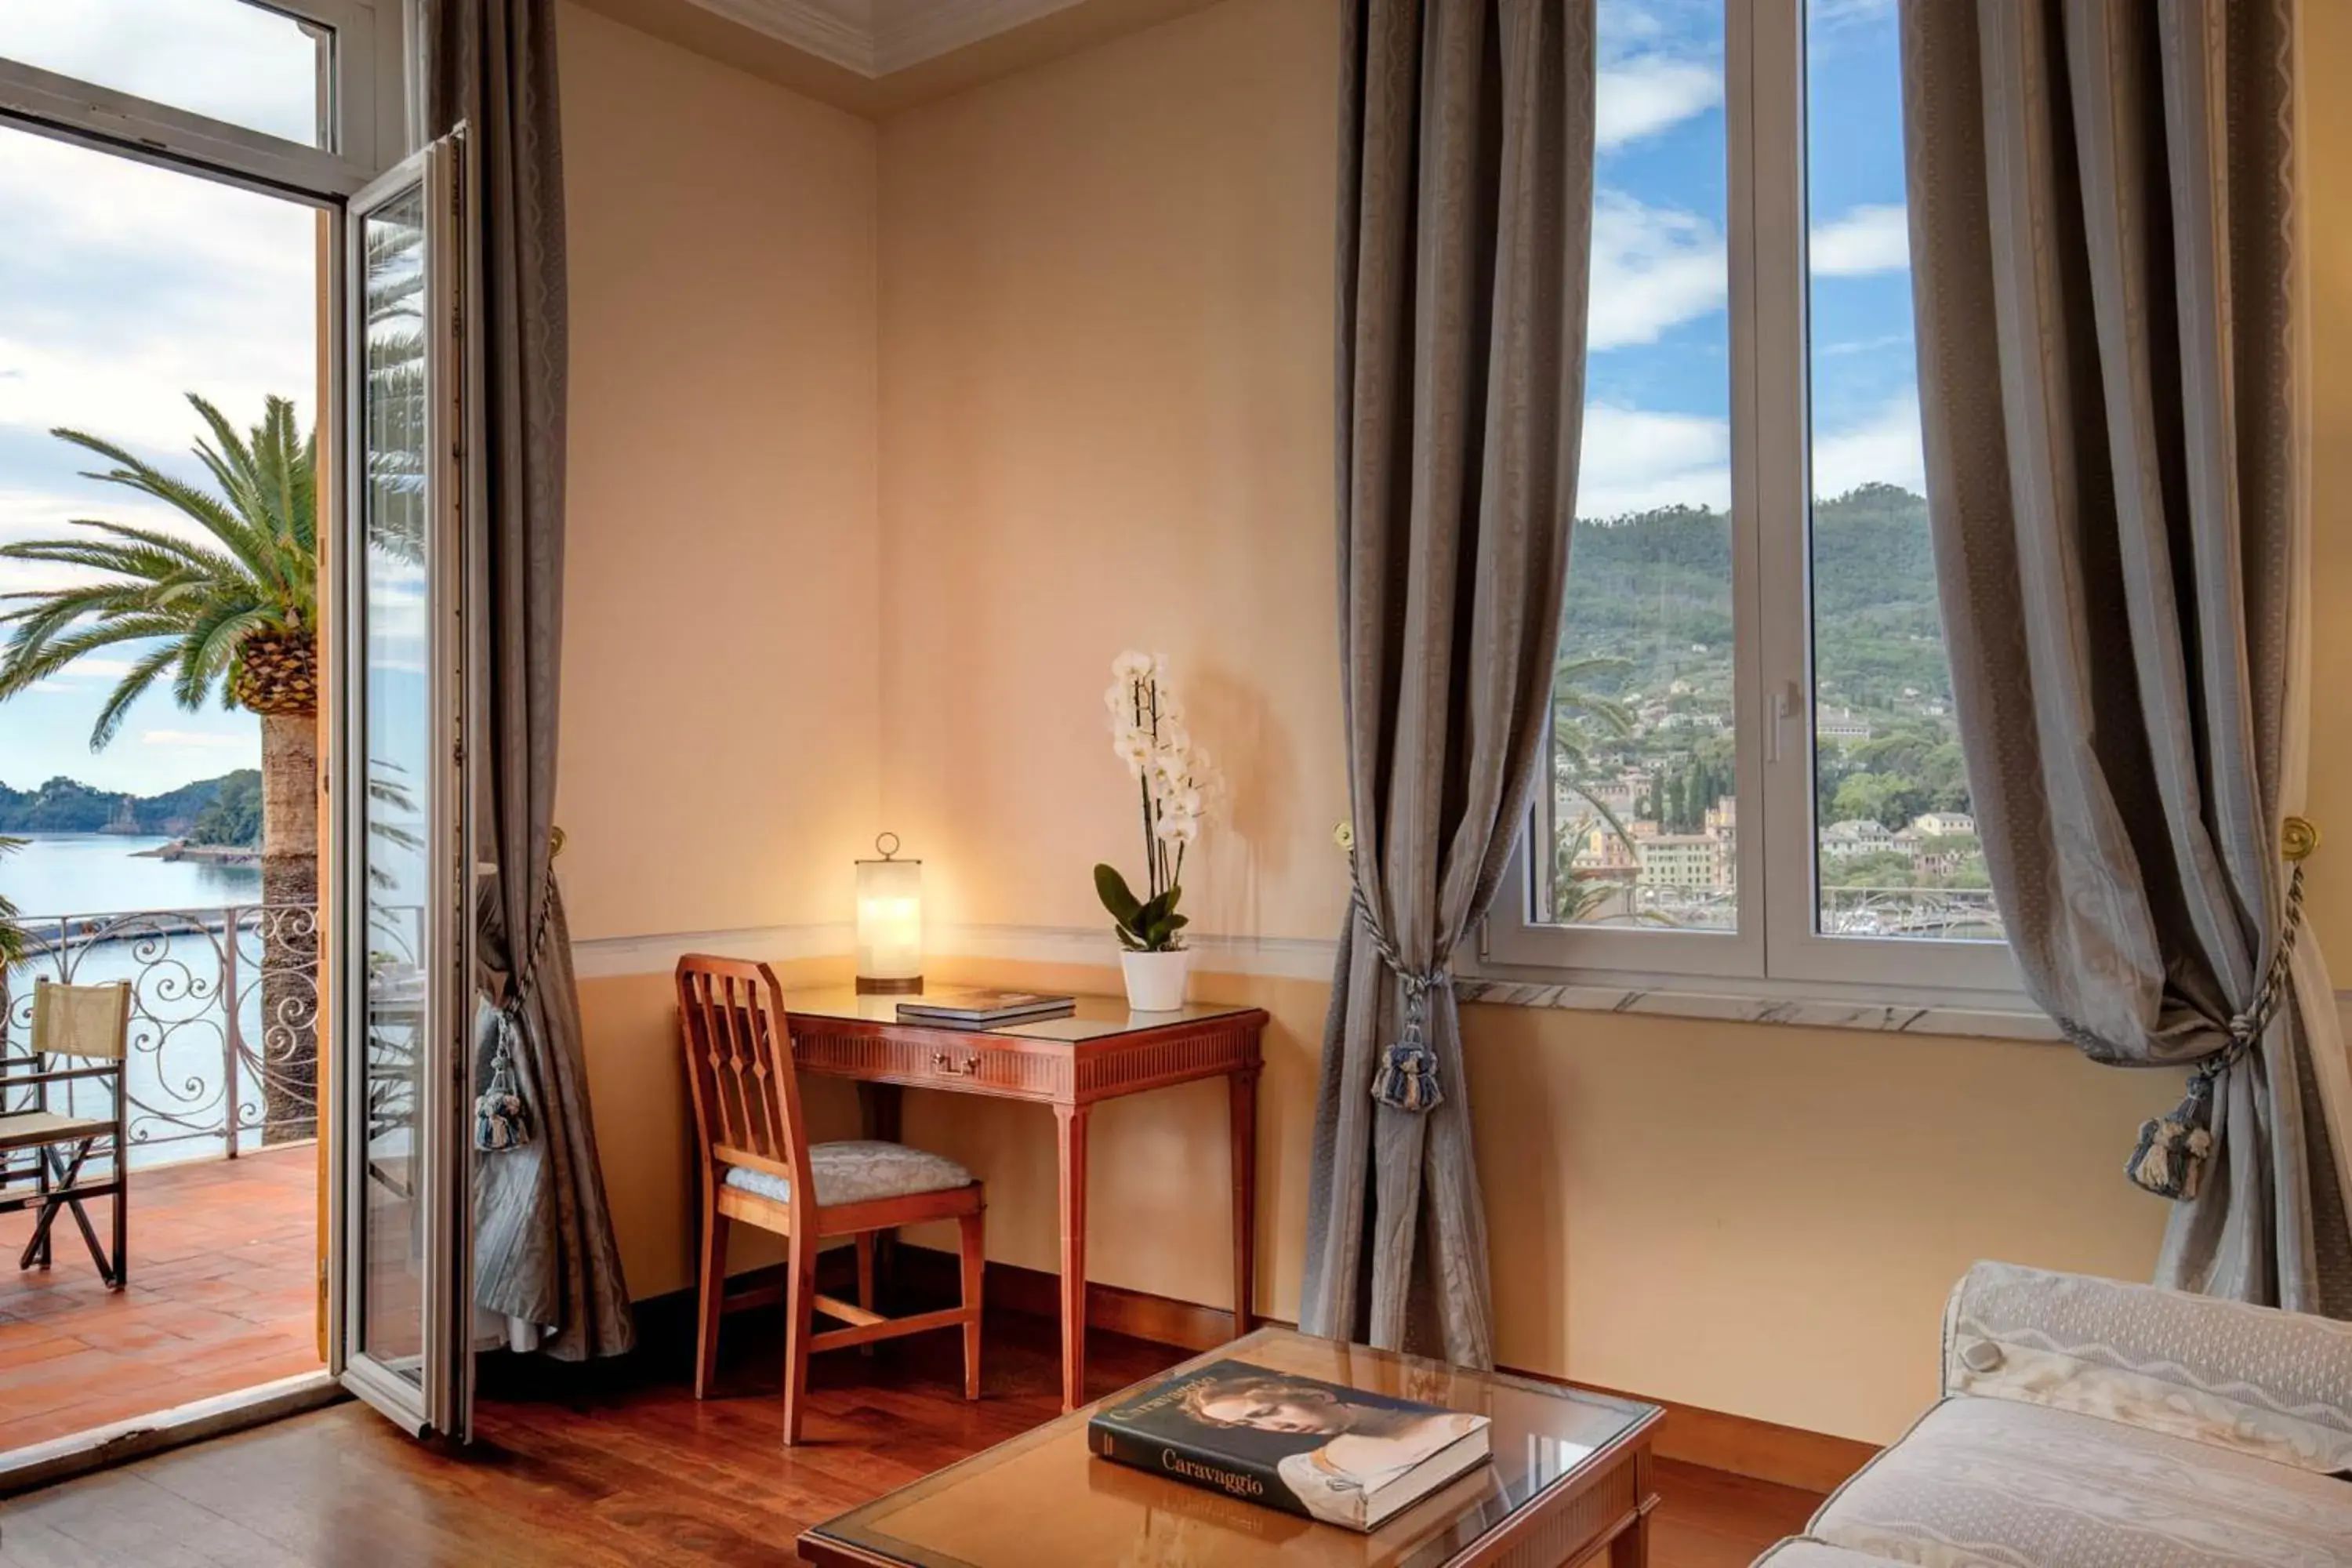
[{"left": 1454, "top": 977, "right": 2061, "bottom": 1042}]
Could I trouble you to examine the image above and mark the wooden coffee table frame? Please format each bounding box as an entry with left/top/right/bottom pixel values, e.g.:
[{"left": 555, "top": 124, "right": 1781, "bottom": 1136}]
[{"left": 796, "top": 1326, "right": 1664, "bottom": 1568}]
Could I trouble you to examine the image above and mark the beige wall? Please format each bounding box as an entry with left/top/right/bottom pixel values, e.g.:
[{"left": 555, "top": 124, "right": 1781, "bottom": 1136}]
[
  {"left": 2304, "top": 0, "right": 2352, "bottom": 946},
  {"left": 875, "top": 0, "right": 1348, "bottom": 944},
  {"left": 557, "top": 0, "right": 2349, "bottom": 1448},
  {"left": 557, "top": 0, "right": 882, "bottom": 943}
]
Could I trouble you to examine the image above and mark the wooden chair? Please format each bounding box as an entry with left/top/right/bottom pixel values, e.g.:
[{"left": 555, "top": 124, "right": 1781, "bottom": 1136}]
[
  {"left": 1, "top": 980, "right": 132, "bottom": 1289},
  {"left": 677, "top": 955, "right": 984, "bottom": 1444}
]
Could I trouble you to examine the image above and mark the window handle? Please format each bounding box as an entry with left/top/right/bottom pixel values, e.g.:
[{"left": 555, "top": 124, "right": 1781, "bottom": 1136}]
[{"left": 1766, "top": 681, "right": 1802, "bottom": 765}]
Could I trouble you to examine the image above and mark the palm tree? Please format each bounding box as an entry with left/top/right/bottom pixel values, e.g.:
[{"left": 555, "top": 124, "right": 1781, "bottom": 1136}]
[
  {"left": 0, "top": 394, "right": 318, "bottom": 1136},
  {"left": 1548, "top": 654, "right": 1640, "bottom": 925},
  {"left": 0, "top": 836, "right": 26, "bottom": 971}
]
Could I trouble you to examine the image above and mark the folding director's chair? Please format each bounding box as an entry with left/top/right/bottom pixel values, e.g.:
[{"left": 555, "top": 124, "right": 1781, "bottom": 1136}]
[{"left": 1, "top": 979, "right": 132, "bottom": 1289}]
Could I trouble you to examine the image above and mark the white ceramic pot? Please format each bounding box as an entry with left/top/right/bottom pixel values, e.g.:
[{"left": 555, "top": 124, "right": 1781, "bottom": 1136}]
[{"left": 1120, "top": 949, "right": 1192, "bottom": 1012}]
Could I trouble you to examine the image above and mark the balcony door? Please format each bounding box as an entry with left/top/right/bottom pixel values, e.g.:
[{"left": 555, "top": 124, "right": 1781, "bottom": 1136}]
[{"left": 329, "top": 128, "right": 480, "bottom": 1440}]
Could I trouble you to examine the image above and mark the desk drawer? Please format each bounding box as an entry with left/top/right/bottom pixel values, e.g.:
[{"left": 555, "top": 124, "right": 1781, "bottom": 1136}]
[{"left": 790, "top": 1022, "right": 1069, "bottom": 1101}]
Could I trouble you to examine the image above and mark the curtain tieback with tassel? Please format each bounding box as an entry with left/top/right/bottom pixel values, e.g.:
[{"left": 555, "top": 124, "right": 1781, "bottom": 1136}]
[
  {"left": 474, "top": 856, "right": 561, "bottom": 1154},
  {"left": 1352, "top": 892, "right": 1451, "bottom": 1115},
  {"left": 2125, "top": 820, "right": 2316, "bottom": 1201}
]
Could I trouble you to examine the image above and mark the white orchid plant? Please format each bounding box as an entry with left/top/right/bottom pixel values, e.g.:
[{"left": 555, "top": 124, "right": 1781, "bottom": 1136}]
[{"left": 1096, "top": 651, "right": 1221, "bottom": 953}]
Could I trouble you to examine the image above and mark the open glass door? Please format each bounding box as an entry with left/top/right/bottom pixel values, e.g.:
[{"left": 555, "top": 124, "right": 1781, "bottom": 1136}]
[{"left": 328, "top": 128, "right": 477, "bottom": 1439}]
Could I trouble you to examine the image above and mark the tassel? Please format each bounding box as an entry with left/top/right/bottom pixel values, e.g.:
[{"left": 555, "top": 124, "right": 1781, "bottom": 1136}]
[
  {"left": 2125, "top": 1075, "right": 2214, "bottom": 1200},
  {"left": 1369, "top": 975, "right": 1446, "bottom": 1113},
  {"left": 2126, "top": 850, "right": 2310, "bottom": 1201},
  {"left": 474, "top": 1011, "right": 534, "bottom": 1152},
  {"left": 1345, "top": 887, "right": 1451, "bottom": 1115},
  {"left": 1372, "top": 1036, "right": 1443, "bottom": 1112}
]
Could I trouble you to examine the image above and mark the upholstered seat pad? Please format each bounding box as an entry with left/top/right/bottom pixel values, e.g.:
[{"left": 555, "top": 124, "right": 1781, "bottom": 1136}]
[
  {"left": 723, "top": 1140, "right": 974, "bottom": 1209},
  {"left": 1809, "top": 1396, "right": 2352, "bottom": 1567}
]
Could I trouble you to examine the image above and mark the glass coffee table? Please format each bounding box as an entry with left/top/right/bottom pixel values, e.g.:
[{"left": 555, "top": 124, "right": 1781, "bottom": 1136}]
[{"left": 797, "top": 1327, "right": 1663, "bottom": 1568}]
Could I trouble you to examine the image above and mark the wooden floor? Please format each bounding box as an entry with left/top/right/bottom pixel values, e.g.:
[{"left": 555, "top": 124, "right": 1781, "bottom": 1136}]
[
  {"left": 0, "top": 1145, "right": 320, "bottom": 1454},
  {"left": 0, "top": 1301, "right": 1820, "bottom": 1566}
]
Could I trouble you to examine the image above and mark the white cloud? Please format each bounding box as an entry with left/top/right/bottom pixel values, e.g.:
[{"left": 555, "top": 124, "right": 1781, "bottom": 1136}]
[
  {"left": 1819, "top": 332, "right": 1913, "bottom": 359},
  {"left": 1809, "top": 203, "right": 1911, "bottom": 277},
  {"left": 27, "top": 656, "right": 139, "bottom": 695},
  {"left": 1597, "top": 56, "right": 1722, "bottom": 150},
  {"left": 0, "top": 129, "right": 319, "bottom": 456},
  {"left": 0, "top": 484, "right": 234, "bottom": 597},
  {"left": 1811, "top": 0, "right": 1895, "bottom": 29},
  {"left": 1811, "top": 391, "right": 1926, "bottom": 499},
  {"left": 138, "top": 728, "right": 248, "bottom": 750},
  {"left": 0, "top": 1, "right": 321, "bottom": 143},
  {"left": 1570, "top": 391, "right": 1926, "bottom": 519},
  {"left": 1576, "top": 405, "right": 1730, "bottom": 517},
  {"left": 1588, "top": 192, "right": 1726, "bottom": 350}
]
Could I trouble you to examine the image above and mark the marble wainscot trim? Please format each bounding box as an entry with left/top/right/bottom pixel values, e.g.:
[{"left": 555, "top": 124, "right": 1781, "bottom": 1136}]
[{"left": 1454, "top": 979, "right": 2062, "bottom": 1042}]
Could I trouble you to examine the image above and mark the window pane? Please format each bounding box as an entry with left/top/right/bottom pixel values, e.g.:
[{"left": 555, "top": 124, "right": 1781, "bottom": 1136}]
[
  {"left": 1802, "top": 1, "right": 2000, "bottom": 942},
  {"left": 0, "top": 0, "right": 328, "bottom": 148},
  {"left": 1545, "top": 0, "right": 1734, "bottom": 931}
]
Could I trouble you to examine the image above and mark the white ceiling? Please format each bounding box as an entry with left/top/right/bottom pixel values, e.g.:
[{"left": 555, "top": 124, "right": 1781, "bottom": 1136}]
[{"left": 683, "top": 0, "right": 1088, "bottom": 77}]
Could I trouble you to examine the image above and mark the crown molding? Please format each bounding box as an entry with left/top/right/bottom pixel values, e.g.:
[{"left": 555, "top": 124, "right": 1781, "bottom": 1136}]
[
  {"left": 869, "top": 0, "right": 1086, "bottom": 74},
  {"left": 681, "top": 0, "right": 1084, "bottom": 77},
  {"left": 681, "top": 0, "right": 872, "bottom": 72}
]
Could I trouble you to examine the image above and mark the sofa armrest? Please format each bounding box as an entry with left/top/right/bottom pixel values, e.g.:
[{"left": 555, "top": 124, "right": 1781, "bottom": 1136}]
[{"left": 1941, "top": 1261, "right": 2352, "bottom": 1475}]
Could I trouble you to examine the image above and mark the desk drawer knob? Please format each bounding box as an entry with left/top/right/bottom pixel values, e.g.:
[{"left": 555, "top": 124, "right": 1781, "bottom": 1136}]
[{"left": 931, "top": 1051, "right": 982, "bottom": 1076}]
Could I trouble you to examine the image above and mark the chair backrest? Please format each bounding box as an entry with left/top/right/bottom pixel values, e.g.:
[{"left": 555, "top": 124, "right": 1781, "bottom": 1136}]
[
  {"left": 675, "top": 955, "right": 812, "bottom": 1203},
  {"left": 31, "top": 980, "right": 130, "bottom": 1062}
]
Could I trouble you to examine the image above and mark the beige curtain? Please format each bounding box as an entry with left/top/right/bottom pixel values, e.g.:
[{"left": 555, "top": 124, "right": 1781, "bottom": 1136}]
[
  {"left": 1902, "top": 0, "right": 2352, "bottom": 1313},
  {"left": 1299, "top": 0, "right": 1597, "bottom": 1366},
  {"left": 423, "top": 0, "right": 634, "bottom": 1358}
]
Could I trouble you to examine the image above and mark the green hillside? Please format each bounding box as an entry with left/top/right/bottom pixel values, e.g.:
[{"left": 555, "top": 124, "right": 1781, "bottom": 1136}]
[
  {"left": 0, "top": 771, "right": 258, "bottom": 840},
  {"left": 1560, "top": 482, "right": 1948, "bottom": 708},
  {"left": 1555, "top": 483, "right": 1973, "bottom": 838}
]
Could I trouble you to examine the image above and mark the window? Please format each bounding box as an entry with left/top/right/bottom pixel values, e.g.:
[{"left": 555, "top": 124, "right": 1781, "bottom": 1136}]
[
  {"left": 0, "top": 0, "right": 331, "bottom": 147},
  {"left": 0, "top": 0, "right": 401, "bottom": 186},
  {"left": 1485, "top": 0, "right": 2016, "bottom": 1001}
]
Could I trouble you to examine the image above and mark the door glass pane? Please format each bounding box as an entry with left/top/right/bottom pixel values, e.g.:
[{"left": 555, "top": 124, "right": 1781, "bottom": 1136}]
[
  {"left": 1546, "top": 0, "right": 1733, "bottom": 931},
  {"left": 359, "top": 182, "right": 430, "bottom": 1381},
  {"left": 0, "top": 0, "right": 328, "bottom": 147},
  {"left": 1802, "top": 1, "right": 1999, "bottom": 942}
]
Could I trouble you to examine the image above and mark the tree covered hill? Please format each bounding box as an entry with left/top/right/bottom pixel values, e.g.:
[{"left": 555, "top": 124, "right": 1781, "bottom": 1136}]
[
  {"left": 0, "top": 771, "right": 260, "bottom": 842},
  {"left": 1561, "top": 482, "right": 1948, "bottom": 710}
]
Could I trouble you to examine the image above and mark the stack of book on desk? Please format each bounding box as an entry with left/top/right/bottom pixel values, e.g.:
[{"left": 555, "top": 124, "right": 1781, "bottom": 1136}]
[
  {"left": 1087, "top": 1359, "right": 1493, "bottom": 1531},
  {"left": 895, "top": 990, "right": 1076, "bottom": 1028}
]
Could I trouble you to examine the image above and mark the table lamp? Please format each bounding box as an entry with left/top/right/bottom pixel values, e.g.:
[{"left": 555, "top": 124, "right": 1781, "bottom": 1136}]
[{"left": 855, "top": 833, "right": 924, "bottom": 994}]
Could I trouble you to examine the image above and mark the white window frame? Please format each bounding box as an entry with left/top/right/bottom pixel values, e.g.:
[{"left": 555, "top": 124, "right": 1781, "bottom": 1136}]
[
  {"left": 0, "top": 0, "right": 407, "bottom": 198},
  {"left": 1475, "top": 0, "right": 2027, "bottom": 1012}
]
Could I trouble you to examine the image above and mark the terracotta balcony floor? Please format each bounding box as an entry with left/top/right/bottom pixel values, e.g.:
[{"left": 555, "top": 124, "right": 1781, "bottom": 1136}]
[{"left": 0, "top": 1142, "right": 321, "bottom": 1455}]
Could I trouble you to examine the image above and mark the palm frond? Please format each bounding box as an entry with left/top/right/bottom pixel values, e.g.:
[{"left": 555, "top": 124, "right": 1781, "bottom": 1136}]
[
  {"left": 89, "top": 641, "right": 186, "bottom": 749},
  {"left": 0, "top": 394, "right": 317, "bottom": 736},
  {"left": 0, "top": 835, "right": 24, "bottom": 970},
  {"left": 0, "top": 614, "right": 198, "bottom": 701}
]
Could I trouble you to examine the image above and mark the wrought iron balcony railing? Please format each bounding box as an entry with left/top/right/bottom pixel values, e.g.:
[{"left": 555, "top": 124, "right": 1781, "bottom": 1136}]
[{"left": 1, "top": 904, "right": 321, "bottom": 1166}]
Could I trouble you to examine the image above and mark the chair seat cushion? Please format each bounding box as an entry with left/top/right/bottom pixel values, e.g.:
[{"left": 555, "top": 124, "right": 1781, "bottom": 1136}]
[
  {"left": 0, "top": 1111, "right": 114, "bottom": 1155},
  {"left": 1809, "top": 1396, "right": 2352, "bottom": 1567},
  {"left": 723, "top": 1140, "right": 974, "bottom": 1210}
]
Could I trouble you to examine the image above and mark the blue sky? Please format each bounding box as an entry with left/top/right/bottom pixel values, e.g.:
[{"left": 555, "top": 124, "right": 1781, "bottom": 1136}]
[
  {"left": 1580, "top": 0, "right": 1922, "bottom": 517},
  {"left": 0, "top": 0, "right": 319, "bottom": 798}
]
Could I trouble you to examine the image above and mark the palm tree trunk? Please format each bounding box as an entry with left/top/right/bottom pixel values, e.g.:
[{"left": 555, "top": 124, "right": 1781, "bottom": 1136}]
[{"left": 257, "top": 710, "right": 320, "bottom": 1146}]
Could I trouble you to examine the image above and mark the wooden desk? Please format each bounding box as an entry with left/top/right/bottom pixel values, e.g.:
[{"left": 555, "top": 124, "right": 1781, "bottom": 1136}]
[
  {"left": 783, "top": 989, "right": 1268, "bottom": 1412},
  {"left": 798, "top": 1325, "right": 1664, "bottom": 1568}
]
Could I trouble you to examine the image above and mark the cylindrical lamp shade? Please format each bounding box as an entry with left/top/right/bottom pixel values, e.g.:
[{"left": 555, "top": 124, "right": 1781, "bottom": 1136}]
[{"left": 855, "top": 849, "right": 923, "bottom": 994}]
